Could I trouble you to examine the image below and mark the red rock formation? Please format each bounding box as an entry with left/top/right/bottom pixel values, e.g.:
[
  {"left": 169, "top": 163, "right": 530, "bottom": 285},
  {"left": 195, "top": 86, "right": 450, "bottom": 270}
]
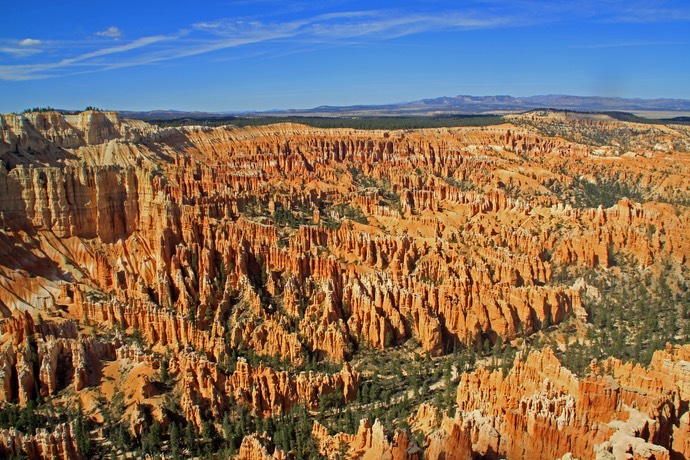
[
  {"left": 1, "top": 111, "right": 689, "bottom": 458},
  {"left": 312, "top": 419, "right": 421, "bottom": 460},
  {"left": 236, "top": 434, "right": 287, "bottom": 460},
  {"left": 446, "top": 347, "right": 689, "bottom": 459},
  {"left": 0, "top": 311, "right": 117, "bottom": 403},
  {"left": 172, "top": 351, "right": 358, "bottom": 428},
  {"left": 0, "top": 422, "right": 80, "bottom": 460},
  {"left": 2, "top": 113, "right": 685, "bottom": 364},
  {"left": 424, "top": 418, "right": 474, "bottom": 460}
]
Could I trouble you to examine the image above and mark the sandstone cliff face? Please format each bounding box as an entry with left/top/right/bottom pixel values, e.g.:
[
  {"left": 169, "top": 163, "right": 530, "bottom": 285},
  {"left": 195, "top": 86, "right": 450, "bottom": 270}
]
[
  {"left": 0, "top": 165, "right": 159, "bottom": 242},
  {"left": 0, "top": 110, "right": 152, "bottom": 156}
]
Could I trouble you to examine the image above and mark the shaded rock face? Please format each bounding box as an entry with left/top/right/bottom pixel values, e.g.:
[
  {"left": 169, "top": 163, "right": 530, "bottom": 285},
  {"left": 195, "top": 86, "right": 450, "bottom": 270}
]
[
  {"left": 0, "top": 111, "right": 689, "bottom": 458},
  {"left": 0, "top": 165, "right": 151, "bottom": 242}
]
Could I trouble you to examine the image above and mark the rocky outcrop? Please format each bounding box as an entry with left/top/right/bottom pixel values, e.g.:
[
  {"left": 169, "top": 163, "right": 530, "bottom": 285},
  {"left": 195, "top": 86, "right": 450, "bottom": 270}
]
[
  {"left": 230, "top": 319, "right": 304, "bottom": 366},
  {"left": 424, "top": 417, "right": 474, "bottom": 460},
  {"left": 312, "top": 419, "right": 421, "bottom": 460},
  {"left": 307, "top": 347, "right": 687, "bottom": 460},
  {"left": 173, "top": 351, "right": 358, "bottom": 428},
  {"left": 0, "top": 311, "right": 117, "bottom": 404},
  {"left": 79, "top": 295, "right": 359, "bottom": 426},
  {"left": 0, "top": 422, "right": 80, "bottom": 460},
  {"left": 445, "top": 347, "right": 690, "bottom": 459},
  {"left": 0, "top": 110, "right": 152, "bottom": 155},
  {"left": 236, "top": 434, "right": 287, "bottom": 460}
]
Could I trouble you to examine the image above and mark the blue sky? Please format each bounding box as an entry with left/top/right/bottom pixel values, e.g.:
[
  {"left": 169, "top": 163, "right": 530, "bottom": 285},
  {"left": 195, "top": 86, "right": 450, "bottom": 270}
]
[{"left": 1, "top": 0, "right": 689, "bottom": 112}]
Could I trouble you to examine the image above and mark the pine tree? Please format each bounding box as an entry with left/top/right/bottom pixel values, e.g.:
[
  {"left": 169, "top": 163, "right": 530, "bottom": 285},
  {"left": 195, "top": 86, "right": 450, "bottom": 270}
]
[
  {"left": 142, "top": 421, "right": 162, "bottom": 455},
  {"left": 201, "top": 420, "right": 217, "bottom": 453},
  {"left": 74, "top": 402, "right": 91, "bottom": 457},
  {"left": 221, "top": 413, "right": 235, "bottom": 454},
  {"left": 169, "top": 422, "right": 181, "bottom": 460},
  {"left": 159, "top": 357, "right": 170, "bottom": 384},
  {"left": 184, "top": 422, "right": 197, "bottom": 455}
]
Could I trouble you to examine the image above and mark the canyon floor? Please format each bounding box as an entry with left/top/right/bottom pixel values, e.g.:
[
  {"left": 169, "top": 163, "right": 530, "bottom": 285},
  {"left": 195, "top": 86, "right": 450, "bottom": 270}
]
[{"left": 0, "top": 109, "right": 689, "bottom": 459}]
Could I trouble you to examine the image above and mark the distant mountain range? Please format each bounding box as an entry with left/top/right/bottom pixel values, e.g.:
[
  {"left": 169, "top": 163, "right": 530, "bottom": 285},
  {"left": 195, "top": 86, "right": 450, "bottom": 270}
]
[{"left": 119, "top": 94, "right": 690, "bottom": 119}]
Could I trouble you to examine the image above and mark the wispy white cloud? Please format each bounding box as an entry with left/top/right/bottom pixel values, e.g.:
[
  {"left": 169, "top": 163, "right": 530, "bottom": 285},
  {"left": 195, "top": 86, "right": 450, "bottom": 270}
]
[
  {"left": 96, "top": 26, "right": 123, "bottom": 38},
  {"left": 188, "top": 9, "right": 513, "bottom": 51},
  {"left": 0, "top": 38, "right": 44, "bottom": 58},
  {"left": 64, "top": 34, "right": 175, "bottom": 63},
  {"left": 304, "top": 10, "right": 513, "bottom": 40},
  {"left": 19, "top": 38, "right": 42, "bottom": 47},
  {"left": 0, "top": 47, "right": 42, "bottom": 58},
  {"left": 0, "top": 33, "right": 180, "bottom": 80}
]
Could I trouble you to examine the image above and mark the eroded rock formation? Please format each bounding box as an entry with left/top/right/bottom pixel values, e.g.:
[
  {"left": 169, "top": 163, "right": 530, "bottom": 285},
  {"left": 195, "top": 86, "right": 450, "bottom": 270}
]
[{"left": 0, "top": 110, "right": 689, "bottom": 458}]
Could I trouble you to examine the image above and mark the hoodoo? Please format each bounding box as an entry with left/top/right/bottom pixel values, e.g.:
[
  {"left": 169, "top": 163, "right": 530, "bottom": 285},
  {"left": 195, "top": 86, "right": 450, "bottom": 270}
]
[{"left": 0, "top": 110, "right": 689, "bottom": 458}]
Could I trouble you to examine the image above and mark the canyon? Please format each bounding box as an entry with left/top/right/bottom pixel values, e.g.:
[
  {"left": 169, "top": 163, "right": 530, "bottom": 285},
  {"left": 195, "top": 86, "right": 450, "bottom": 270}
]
[{"left": 0, "top": 109, "right": 689, "bottom": 458}]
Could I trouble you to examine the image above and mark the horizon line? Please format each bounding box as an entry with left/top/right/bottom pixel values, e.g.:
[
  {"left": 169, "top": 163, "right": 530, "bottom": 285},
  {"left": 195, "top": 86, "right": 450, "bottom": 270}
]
[{"left": 8, "top": 92, "right": 690, "bottom": 115}]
